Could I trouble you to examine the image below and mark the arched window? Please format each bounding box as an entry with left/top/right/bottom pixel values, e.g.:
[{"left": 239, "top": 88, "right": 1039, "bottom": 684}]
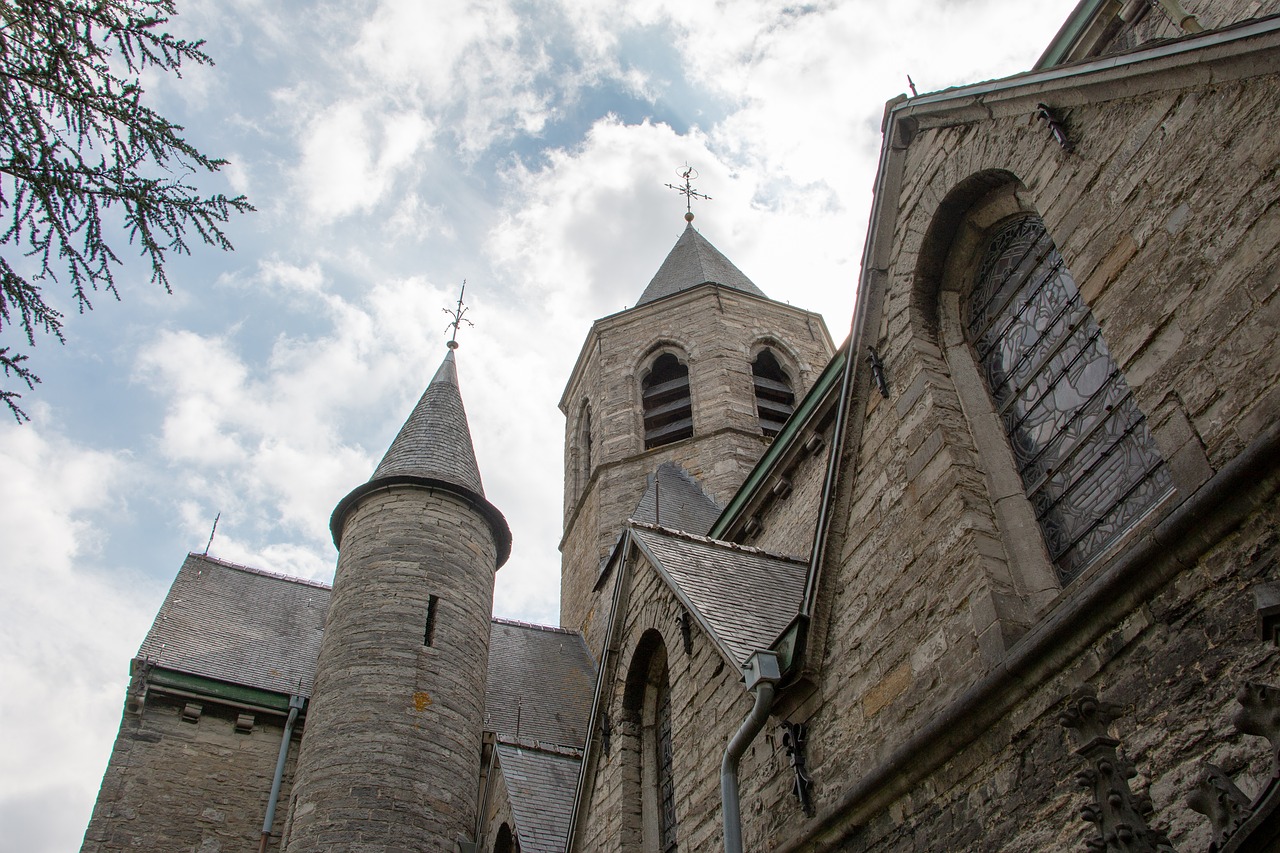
[
  {"left": 643, "top": 353, "right": 693, "bottom": 449},
  {"left": 493, "top": 822, "right": 518, "bottom": 853},
  {"left": 622, "top": 632, "right": 678, "bottom": 852},
  {"left": 576, "top": 403, "right": 593, "bottom": 494},
  {"left": 966, "top": 216, "right": 1171, "bottom": 584},
  {"left": 752, "top": 349, "right": 795, "bottom": 437}
]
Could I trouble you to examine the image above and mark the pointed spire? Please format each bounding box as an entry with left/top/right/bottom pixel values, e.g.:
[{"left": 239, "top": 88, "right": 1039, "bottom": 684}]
[
  {"left": 635, "top": 224, "right": 768, "bottom": 307},
  {"left": 371, "top": 349, "right": 484, "bottom": 495},
  {"left": 331, "top": 347, "right": 511, "bottom": 567}
]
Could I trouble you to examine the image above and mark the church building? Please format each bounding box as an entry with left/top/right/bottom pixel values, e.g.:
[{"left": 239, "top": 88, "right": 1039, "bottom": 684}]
[{"left": 82, "top": 1, "right": 1280, "bottom": 851}]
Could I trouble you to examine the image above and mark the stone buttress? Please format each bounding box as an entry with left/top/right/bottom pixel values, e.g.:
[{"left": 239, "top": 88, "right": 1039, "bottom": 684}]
[{"left": 282, "top": 348, "right": 511, "bottom": 852}]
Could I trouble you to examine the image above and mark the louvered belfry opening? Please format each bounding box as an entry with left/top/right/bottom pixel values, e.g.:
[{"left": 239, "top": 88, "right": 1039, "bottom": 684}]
[
  {"left": 643, "top": 353, "right": 693, "bottom": 449},
  {"left": 752, "top": 349, "right": 795, "bottom": 437}
]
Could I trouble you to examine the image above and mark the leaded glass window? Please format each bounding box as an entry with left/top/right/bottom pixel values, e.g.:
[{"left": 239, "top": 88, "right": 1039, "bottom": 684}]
[
  {"left": 966, "top": 217, "right": 1171, "bottom": 584},
  {"left": 656, "top": 675, "right": 678, "bottom": 853}
]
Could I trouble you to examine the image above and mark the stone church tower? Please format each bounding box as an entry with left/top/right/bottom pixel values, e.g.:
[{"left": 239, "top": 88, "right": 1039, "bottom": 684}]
[
  {"left": 282, "top": 347, "right": 511, "bottom": 852},
  {"left": 558, "top": 220, "right": 833, "bottom": 649}
]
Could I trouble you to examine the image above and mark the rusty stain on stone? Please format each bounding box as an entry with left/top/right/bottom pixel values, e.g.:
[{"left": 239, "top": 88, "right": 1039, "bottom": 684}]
[{"left": 413, "top": 691, "right": 432, "bottom": 711}]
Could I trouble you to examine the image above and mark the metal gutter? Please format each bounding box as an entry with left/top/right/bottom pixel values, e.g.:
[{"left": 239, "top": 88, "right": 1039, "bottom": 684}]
[
  {"left": 915, "top": 14, "right": 1280, "bottom": 111},
  {"left": 147, "top": 667, "right": 301, "bottom": 713},
  {"left": 258, "top": 695, "right": 305, "bottom": 853},
  {"left": 710, "top": 346, "right": 848, "bottom": 540},
  {"left": 721, "top": 652, "right": 782, "bottom": 853},
  {"left": 1035, "top": 0, "right": 1111, "bottom": 69}
]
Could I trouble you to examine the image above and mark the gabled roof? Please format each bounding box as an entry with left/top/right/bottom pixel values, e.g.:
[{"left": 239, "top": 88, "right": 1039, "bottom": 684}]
[
  {"left": 630, "top": 461, "right": 721, "bottom": 536},
  {"left": 629, "top": 524, "right": 807, "bottom": 667},
  {"left": 484, "top": 619, "right": 596, "bottom": 749},
  {"left": 137, "top": 554, "right": 330, "bottom": 697},
  {"left": 635, "top": 224, "right": 767, "bottom": 306},
  {"left": 496, "top": 745, "right": 582, "bottom": 853},
  {"left": 372, "top": 349, "right": 484, "bottom": 494}
]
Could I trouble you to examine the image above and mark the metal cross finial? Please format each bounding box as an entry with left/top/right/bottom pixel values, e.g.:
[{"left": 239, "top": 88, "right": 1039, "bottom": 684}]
[
  {"left": 444, "top": 281, "right": 473, "bottom": 350},
  {"left": 664, "top": 164, "right": 711, "bottom": 223}
]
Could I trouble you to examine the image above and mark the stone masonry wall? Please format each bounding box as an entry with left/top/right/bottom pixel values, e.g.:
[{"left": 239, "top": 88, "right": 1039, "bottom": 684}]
[
  {"left": 1098, "top": 0, "right": 1280, "bottom": 57},
  {"left": 81, "top": 693, "right": 298, "bottom": 852},
  {"left": 749, "top": 415, "right": 837, "bottom": 559},
  {"left": 282, "top": 486, "right": 498, "bottom": 851},
  {"left": 569, "top": 37, "right": 1280, "bottom": 853},
  {"left": 831, "top": 499, "right": 1280, "bottom": 853},
  {"left": 575, "top": 555, "right": 808, "bottom": 852},
  {"left": 745, "top": 51, "right": 1280, "bottom": 853}
]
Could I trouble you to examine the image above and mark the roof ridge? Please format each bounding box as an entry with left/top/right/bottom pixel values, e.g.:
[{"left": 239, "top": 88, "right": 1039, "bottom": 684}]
[
  {"left": 627, "top": 521, "right": 807, "bottom": 563},
  {"left": 186, "top": 553, "right": 333, "bottom": 590},
  {"left": 491, "top": 616, "right": 580, "bottom": 635},
  {"left": 493, "top": 737, "right": 585, "bottom": 758}
]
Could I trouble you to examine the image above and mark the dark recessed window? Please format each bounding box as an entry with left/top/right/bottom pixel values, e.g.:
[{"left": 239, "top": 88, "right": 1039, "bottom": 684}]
[
  {"left": 752, "top": 350, "right": 795, "bottom": 437},
  {"left": 423, "top": 595, "right": 439, "bottom": 647},
  {"left": 643, "top": 353, "right": 693, "bottom": 449}
]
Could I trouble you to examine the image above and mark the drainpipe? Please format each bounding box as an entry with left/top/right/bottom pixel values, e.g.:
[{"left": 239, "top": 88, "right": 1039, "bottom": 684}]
[
  {"left": 259, "top": 695, "right": 305, "bottom": 853},
  {"left": 722, "top": 651, "right": 781, "bottom": 853}
]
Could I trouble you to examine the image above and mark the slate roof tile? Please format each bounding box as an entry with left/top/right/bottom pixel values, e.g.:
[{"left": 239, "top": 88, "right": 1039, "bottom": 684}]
[
  {"left": 630, "top": 461, "right": 722, "bottom": 536},
  {"left": 484, "top": 619, "right": 596, "bottom": 749},
  {"left": 636, "top": 224, "right": 767, "bottom": 306},
  {"left": 497, "top": 745, "right": 582, "bottom": 853},
  {"left": 372, "top": 349, "right": 485, "bottom": 495},
  {"left": 629, "top": 524, "right": 807, "bottom": 667},
  {"left": 137, "top": 554, "right": 330, "bottom": 697}
]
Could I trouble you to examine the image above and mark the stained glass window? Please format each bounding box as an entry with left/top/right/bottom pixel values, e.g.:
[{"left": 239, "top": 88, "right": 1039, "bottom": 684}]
[
  {"left": 967, "top": 217, "right": 1171, "bottom": 584},
  {"left": 656, "top": 676, "right": 678, "bottom": 853}
]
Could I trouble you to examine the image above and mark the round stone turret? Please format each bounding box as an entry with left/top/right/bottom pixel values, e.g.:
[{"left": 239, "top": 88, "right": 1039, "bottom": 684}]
[{"left": 283, "top": 350, "right": 510, "bottom": 853}]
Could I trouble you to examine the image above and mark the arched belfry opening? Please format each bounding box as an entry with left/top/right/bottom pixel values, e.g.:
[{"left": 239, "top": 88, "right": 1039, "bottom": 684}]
[
  {"left": 642, "top": 353, "right": 693, "bottom": 449},
  {"left": 752, "top": 349, "right": 795, "bottom": 437}
]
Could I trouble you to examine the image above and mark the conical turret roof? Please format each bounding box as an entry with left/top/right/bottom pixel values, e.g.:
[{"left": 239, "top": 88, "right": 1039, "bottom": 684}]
[
  {"left": 370, "top": 349, "right": 484, "bottom": 494},
  {"left": 331, "top": 347, "right": 510, "bottom": 565},
  {"left": 635, "top": 223, "right": 767, "bottom": 306}
]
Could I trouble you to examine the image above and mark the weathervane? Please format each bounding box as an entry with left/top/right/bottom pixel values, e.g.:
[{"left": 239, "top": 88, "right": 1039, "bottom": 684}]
[
  {"left": 665, "top": 164, "right": 711, "bottom": 223},
  {"left": 443, "top": 281, "right": 473, "bottom": 350}
]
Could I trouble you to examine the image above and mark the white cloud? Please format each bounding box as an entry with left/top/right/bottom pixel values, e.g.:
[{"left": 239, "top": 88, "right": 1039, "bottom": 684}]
[
  {"left": 293, "top": 100, "right": 435, "bottom": 222},
  {"left": 0, "top": 415, "right": 163, "bottom": 853}
]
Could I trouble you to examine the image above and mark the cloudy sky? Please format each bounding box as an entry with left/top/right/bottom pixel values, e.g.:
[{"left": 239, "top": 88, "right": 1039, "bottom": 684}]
[{"left": 0, "top": 0, "right": 1080, "bottom": 848}]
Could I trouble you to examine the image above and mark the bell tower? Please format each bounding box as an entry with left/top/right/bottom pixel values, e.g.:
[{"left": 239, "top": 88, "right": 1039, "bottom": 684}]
[
  {"left": 559, "top": 220, "right": 833, "bottom": 651},
  {"left": 284, "top": 345, "right": 510, "bottom": 852}
]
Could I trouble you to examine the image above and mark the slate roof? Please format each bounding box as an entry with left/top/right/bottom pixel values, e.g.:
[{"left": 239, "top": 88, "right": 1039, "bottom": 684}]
[
  {"left": 629, "top": 524, "right": 808, "bottom": 667},
  {"left": 137, "top": 554, "right": 330, "bottom": 697},
  {"left": 372, "top": 349, "right": 485, "bottom": 494},
  {"left": 496, "top": 745, "right": 581, "bottom": 853},
  {"left": 484, "top": 619, "right": 596, "bottom": 749},
  {"left": 630, "top": 461, "right": 722, "bottom": 536},
  {"left": 635, "top": 224, "right": 768, "bottom": 306}
]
